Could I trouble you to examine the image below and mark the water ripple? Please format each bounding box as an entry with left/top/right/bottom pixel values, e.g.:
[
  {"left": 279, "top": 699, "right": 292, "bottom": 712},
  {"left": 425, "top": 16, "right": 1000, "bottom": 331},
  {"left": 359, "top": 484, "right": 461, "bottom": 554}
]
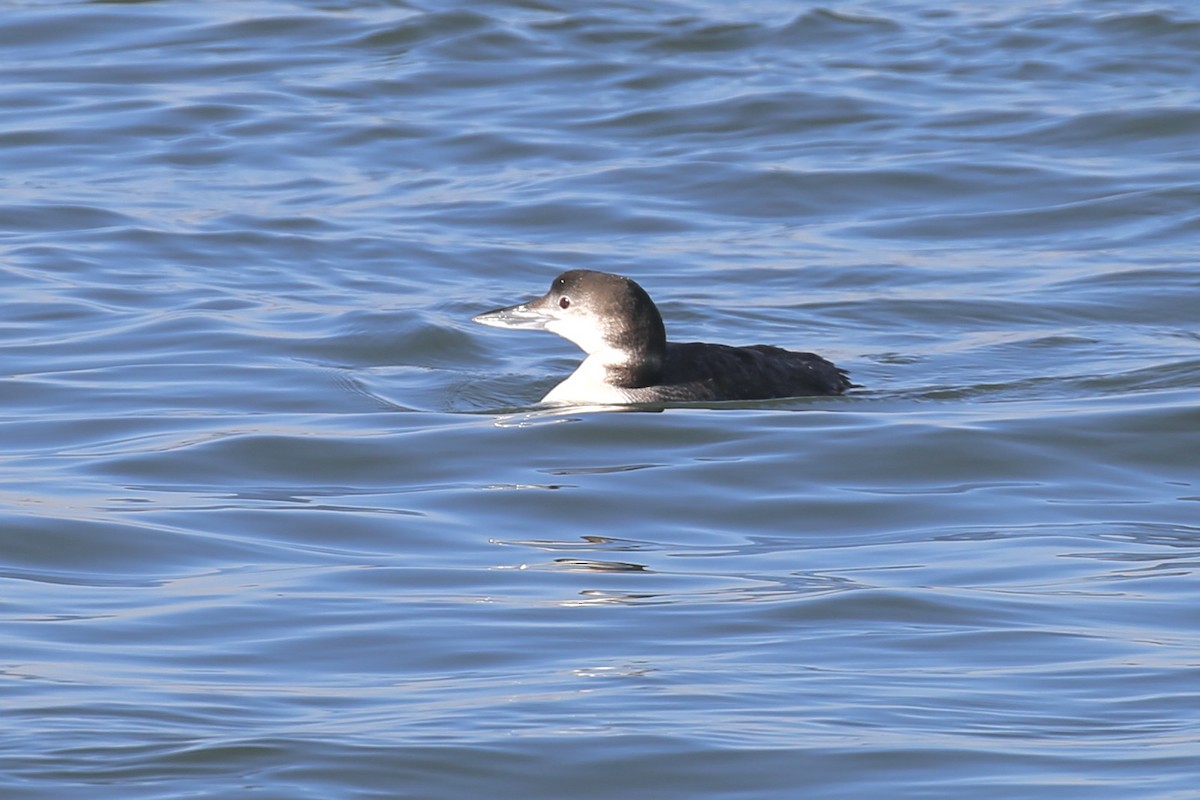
[{"left": 3, "top": 1, "right": 1200, "bottom": 798}]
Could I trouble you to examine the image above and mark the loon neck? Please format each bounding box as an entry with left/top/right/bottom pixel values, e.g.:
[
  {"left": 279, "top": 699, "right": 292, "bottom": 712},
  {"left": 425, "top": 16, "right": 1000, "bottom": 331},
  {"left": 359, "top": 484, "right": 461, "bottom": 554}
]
[
  {"left": 540, "top": 348, "right": 661, "bottom": 405},
  {"left": 603, "top": 350, "right": 663, "bottom": 389},
  {"left": 601, "top": 303, "right": 667, "bottom": 389}
]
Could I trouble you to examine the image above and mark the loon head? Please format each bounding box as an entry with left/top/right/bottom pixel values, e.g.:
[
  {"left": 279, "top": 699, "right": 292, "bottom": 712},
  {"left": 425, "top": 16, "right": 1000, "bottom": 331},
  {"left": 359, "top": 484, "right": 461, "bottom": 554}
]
[{"left": 472, "top": 269, "right": 667, "bottom": 387}]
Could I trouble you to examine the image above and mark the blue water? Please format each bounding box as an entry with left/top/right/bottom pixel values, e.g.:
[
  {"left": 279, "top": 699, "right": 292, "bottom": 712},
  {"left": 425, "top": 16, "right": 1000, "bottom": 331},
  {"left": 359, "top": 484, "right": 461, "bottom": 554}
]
[{"left": 3, "top": 1, "right": 1199, "bottom": 798}]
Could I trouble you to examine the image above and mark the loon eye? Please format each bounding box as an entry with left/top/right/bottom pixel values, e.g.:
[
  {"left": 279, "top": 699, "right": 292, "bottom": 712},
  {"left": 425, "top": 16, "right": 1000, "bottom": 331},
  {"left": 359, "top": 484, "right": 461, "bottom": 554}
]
[{"left": 559, "top": 296, "right": 571, "bottom": 310}]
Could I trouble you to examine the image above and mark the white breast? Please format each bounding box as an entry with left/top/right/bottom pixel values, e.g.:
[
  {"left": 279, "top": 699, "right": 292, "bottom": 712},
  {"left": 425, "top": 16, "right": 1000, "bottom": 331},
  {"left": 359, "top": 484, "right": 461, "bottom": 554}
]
[{"left": 540, "top": 356, "right": 636, "bottom": 405}]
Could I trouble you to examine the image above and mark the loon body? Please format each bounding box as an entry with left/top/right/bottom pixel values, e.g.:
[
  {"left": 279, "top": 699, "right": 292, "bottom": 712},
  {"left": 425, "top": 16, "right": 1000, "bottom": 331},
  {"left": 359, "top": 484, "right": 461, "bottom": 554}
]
[{"left": 472, "top": 269, "right": 850, "bottom": 406}]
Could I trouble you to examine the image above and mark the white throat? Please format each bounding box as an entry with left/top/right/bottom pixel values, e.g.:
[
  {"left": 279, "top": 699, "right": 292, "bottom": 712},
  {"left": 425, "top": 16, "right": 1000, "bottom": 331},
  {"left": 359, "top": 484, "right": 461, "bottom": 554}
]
[
  {"left": 540, "top": 355, "right": 633, "bottom": 405},
  {"left": 545, "top": 315, "right": 620, "bottom": 359}
]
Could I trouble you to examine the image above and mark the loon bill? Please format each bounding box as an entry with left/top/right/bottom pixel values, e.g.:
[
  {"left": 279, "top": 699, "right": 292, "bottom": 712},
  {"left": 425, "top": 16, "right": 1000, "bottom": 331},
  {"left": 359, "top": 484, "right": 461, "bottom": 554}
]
[{"left": 472, "top": 269, "right": 851, "bottom": 405}]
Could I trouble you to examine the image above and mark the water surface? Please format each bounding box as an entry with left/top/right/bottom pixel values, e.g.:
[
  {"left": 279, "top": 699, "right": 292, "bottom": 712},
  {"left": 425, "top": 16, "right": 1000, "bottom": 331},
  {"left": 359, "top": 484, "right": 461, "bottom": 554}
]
[{"left": 2, "top": 1, "right": 1199, "bottom": 798}]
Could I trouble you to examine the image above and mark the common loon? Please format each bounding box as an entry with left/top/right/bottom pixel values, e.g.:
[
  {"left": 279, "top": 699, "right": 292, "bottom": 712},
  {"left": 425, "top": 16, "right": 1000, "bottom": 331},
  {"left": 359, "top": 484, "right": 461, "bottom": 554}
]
[{"left": 472, "top": 269, "right": 851, "bottom": 405}]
